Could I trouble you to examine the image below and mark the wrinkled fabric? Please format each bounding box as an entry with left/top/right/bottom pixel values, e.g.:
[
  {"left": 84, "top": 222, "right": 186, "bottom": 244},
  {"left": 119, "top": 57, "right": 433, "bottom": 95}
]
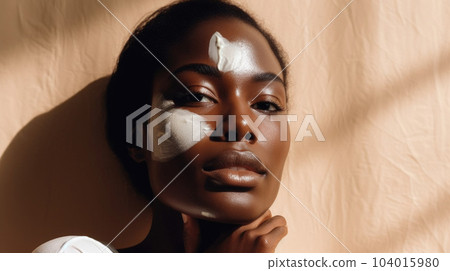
[{"left": 0, "top": 0, "right": 449, "bottom": 252}]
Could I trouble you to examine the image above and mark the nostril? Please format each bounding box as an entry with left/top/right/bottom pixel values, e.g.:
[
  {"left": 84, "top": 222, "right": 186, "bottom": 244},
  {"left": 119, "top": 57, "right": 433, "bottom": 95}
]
[
  {"left": 243, "top": 132, "right": 252, "bottom": 141},
  {"left": 209, "top": 129, "right": 241, "bottom": 142},
  {"left": 242, "top": 131, "right": 257, "bottom": 142}
]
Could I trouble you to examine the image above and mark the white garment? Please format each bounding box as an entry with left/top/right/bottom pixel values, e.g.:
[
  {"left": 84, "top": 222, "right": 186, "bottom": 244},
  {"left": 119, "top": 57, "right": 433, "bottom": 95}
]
[{"left": 32, "top": 236, "right": 114, "bottom": 253}]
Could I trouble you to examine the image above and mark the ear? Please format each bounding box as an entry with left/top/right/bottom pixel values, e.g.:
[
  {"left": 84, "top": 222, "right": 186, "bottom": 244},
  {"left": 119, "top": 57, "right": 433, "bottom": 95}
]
[{"left": 127, "top": 146, "right": 147, "bottom": 163}]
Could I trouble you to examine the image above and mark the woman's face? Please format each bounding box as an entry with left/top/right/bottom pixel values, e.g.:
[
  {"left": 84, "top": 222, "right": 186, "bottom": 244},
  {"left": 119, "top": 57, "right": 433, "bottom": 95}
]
[{"left": 144, "top": 18, "right": 290, "bottom": 224}]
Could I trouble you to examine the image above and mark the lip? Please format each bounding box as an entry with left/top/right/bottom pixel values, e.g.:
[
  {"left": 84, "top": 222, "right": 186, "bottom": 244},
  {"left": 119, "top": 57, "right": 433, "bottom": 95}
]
[{"left": 202, "top": 150, "right": 267, "bottom": 188}]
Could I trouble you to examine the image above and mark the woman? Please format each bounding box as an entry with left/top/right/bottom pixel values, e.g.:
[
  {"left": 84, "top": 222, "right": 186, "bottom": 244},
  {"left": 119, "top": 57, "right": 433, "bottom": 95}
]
[{"left": 34, "top": 0, "right": 291, "bottom": 253}]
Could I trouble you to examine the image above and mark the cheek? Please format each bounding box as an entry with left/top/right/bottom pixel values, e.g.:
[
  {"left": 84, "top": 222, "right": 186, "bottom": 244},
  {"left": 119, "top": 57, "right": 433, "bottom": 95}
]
[
  {"left": 147, "top": 156, "right": 199, "bottom": 208},
  {"left": 151, "top": 108, "right": 212, "bottom": 162},
  {"left": 260, "top": 117, "right": 291, "bottom": 145},
  {"left": 258, "top": 118, "right": 291, "bottom": 173}
]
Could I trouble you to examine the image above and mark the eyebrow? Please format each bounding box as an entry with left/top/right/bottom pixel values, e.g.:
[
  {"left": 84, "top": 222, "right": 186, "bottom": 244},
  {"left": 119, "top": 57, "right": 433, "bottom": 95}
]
[
  {"left": 173, "top": 63, "right": 221, "bottom": 77},
  {"left": 252, "top": 72, "right": 284, "bottom": 85},
  {"left": 173, "top": 63, "right": 284, "bottom": 85}
]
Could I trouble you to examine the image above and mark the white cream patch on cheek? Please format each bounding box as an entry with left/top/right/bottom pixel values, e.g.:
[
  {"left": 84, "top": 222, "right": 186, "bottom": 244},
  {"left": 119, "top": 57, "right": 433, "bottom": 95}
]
[
  {"left": 208, "top": 31, "right": 255, "bottom": 73},
  {"left": 150, "top": 104, "right": 213, "bottom": 162}
]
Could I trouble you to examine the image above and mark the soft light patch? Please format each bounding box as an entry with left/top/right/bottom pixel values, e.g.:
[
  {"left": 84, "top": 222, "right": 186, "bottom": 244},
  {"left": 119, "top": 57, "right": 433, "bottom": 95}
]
[{"left": 200, "top": 211, "right": 216, "bottom": 218}]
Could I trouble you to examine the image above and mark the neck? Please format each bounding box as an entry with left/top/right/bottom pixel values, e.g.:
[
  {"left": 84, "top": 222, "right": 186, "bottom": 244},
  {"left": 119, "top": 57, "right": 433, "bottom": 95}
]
[
  {"left": 118, "top": 200, "right": 183, "bottom": 252},
  {"left": 196, "top": 219, "right": 239, "bottom": 252},
  {"left": 118, "top": 200, "right": 239, "bottom": 252}
]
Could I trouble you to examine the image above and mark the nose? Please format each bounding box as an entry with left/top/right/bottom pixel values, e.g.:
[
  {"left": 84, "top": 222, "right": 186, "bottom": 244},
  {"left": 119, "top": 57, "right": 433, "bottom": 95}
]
[{"left": 210, "top": 92, "right": 257, "bottom": 143}]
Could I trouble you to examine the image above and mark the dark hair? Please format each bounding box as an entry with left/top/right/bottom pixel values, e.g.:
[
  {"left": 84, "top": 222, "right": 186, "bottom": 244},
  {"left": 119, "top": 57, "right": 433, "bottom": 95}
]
[{"left": 106, "top": 0, "right": 288, "bottom": 199}]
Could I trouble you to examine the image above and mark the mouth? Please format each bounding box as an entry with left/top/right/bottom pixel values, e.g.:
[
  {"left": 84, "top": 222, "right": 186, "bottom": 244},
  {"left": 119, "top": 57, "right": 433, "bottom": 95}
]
[{"left": 202, "top": 150, "right": 267, "bottom": 189}]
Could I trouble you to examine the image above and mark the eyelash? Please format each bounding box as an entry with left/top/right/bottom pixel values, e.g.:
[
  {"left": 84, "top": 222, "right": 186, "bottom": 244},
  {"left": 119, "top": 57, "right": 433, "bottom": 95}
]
[
  {"left": 251, "top": 100, "right": 284, "bottom": 113},
  {"left": 169, "top": 87, "right": 217, "bottom": 106}
]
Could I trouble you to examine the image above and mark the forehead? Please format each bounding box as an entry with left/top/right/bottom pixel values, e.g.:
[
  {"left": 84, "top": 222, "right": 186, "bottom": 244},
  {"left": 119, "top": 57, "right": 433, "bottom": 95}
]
[{"left": 165, "top": 17, "right": 282, "bottom": 75}]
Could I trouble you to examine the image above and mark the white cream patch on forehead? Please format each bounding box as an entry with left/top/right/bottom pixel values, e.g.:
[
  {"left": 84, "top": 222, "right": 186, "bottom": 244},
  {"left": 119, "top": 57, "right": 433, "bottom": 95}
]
[{"left": 208, "top": 31, "right": 254, "bottom": 73}]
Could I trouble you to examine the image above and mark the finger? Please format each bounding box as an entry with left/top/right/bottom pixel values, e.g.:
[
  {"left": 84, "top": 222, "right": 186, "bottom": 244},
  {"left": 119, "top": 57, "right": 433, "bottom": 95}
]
[
  {"left": 254, "top": 225, "right": 288, "bottom": 253},
  {"left": 252, "top": 215, "right": 287, "bottom": 236},
  {"left": 238, "top": 209, "right": 272, "bottom": 232},
  {"left": 181, "top": 213, "right": 200, "bottom": 253},
  {"left": 240, "top": 216, "right": 286, "bottom": 244}
]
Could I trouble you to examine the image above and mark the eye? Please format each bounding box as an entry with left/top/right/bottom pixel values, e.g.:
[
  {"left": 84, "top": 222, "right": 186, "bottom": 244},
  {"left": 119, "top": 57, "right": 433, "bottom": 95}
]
[
  {"left": 194, "top": 93, "right": 215, "bottom": 103},
  {"left": 170, "top": 88, "right": 217, "bottom": 106},
  {"left": 251, "top": 101, "right": 283, "bottom": 112}
]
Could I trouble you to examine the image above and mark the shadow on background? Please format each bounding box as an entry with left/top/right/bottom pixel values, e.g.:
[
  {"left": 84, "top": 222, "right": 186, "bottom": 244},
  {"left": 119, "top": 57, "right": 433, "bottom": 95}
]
[{"left": 0, "top": 77, "right": 151, "bottom": 252}]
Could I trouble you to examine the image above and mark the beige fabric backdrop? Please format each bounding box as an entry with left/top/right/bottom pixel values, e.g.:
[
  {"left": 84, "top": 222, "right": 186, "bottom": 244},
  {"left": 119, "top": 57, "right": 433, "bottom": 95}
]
[{"left": 0, "top": 0, "right": 449, "bottom": 252}]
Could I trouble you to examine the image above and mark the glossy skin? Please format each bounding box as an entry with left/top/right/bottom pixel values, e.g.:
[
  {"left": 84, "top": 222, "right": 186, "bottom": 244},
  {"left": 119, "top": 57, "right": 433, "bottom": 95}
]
[{"left": 129, "top": 18, "right": 290, "bottom": 252}]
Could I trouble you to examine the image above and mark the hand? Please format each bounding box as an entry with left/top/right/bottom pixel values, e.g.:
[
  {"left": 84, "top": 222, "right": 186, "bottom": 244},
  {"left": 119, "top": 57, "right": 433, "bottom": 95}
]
[{"left": 182, "top": 210, "right": 287, "bottom": 252}]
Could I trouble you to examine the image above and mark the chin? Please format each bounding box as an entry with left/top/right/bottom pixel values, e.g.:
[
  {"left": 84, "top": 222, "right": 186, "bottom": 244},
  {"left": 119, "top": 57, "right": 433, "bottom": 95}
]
[
  {"left": 156, "top": 185, "right": 277, "bottom": 225},
  {"left": 192, "top": 201, "right": 272, "bottom": 225},
  {"left": 216, "top": 213, "right": 267, "bottom": 225}
]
